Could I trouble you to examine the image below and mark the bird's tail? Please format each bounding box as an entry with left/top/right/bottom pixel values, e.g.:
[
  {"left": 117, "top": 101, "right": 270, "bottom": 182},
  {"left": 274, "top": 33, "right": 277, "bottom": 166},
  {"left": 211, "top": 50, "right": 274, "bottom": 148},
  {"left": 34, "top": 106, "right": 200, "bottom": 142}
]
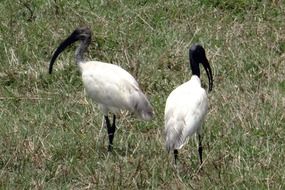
[
  {"left": 131, "top": 90, "right": 154, "bottom": 121},
  {"left": 165, "top": 119, "right": 187, "bottom": 152}
]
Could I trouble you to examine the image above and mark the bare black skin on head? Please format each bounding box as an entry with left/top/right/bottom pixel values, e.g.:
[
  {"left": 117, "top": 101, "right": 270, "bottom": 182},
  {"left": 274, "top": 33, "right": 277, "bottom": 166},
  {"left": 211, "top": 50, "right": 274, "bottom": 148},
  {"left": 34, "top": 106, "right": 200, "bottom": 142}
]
[
  {"left": 189, "top": 44, "right": 213, "bottom": 92},
  {"left": 49, "top": 27, "right": 91, "bottom": 74}
]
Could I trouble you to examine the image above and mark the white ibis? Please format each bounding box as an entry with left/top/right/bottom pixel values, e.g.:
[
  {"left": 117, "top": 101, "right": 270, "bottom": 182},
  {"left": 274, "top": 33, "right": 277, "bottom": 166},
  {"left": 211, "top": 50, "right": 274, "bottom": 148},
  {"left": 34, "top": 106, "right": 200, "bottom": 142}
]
[
  {"left": 49, "top": 27, "right": 154, "bottom": 151},
  {"left": 164, "top": 44, "right": 213, "bottom": 164}
]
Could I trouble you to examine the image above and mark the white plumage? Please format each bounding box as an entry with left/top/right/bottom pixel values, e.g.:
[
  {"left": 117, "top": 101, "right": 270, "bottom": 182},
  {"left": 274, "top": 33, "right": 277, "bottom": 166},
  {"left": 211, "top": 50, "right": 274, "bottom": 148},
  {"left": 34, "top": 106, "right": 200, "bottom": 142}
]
[
  {"left": 165, "top": 76, "right": 207, "bottom": 150},
  {"left": 164, "top": 44, "right": 213, "bottom": 164},
  {"left": 80, "top": 61, "right": 153, "bottom": 120},
  {"left": 49, "top": 27, "right": 153, "bottom": 151}
]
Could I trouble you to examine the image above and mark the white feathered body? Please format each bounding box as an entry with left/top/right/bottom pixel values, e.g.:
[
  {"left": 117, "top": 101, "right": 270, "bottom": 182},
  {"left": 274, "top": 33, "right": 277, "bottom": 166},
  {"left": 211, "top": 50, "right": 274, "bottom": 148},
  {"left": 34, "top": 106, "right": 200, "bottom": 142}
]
[
  {"left": 79, "top": 61, "right": 153, "bottom": 120},
  {"left": 164, "top": 75, "right": 208, "bottom": 151}
]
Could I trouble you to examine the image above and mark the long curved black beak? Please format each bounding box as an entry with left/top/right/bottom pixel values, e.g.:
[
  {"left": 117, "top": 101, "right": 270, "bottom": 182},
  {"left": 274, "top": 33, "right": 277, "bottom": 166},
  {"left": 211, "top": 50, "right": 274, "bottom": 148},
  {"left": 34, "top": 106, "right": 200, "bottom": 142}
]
[
  {"left": 202, "top": 58, "right": 213, "bottom": 92},
  {"left": 49, "top": 32, "right": 78, "bottom": 74}
]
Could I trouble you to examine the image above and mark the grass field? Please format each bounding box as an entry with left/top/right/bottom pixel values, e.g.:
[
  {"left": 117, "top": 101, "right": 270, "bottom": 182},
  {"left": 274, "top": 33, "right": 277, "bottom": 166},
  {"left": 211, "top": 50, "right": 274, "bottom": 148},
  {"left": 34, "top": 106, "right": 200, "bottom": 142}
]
[{"left": 1, "top": 0, "right": 285, "bottom": 189}]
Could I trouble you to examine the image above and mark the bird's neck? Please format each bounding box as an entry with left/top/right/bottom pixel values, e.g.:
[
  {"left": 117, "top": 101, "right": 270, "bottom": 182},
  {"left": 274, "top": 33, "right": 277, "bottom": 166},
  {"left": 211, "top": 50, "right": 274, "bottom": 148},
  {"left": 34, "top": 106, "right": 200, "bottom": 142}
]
[
  {"left": 190, "top": 58, "right": 200, "bottom": 78},
  {"left": 75, "top": 38, "right": 90, "bottom": 64}
]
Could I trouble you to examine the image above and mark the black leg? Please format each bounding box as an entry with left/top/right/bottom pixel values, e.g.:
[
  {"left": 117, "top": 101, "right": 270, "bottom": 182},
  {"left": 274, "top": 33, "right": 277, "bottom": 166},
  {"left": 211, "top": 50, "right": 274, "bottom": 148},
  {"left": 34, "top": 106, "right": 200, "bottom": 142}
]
[
  {"left": 198, "top": 134, "right": 203, "bottom": 164},
  {"left": 174, "top": 149, "right": 178, "bottom": 165},
  {"left": 110, "top": 115, "right": 117, "bottom": 151},
  {"left": 112, "top": 115, "right": 116, "bottom": 129},
  {"left": 105, "top": 115, "right": 117, "bottom": 151}
]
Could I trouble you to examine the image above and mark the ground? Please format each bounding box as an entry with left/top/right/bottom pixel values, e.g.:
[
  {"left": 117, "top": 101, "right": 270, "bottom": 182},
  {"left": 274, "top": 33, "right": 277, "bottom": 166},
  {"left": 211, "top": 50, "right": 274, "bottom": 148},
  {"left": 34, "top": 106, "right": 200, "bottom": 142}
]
[{"left": 0, "top": 0, "right": 284, "bottom": 189}]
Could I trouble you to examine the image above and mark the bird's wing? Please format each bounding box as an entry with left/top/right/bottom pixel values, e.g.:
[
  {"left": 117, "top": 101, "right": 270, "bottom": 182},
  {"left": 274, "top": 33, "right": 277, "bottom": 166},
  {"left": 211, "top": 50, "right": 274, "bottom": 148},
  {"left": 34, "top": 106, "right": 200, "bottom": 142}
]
[
  {"left": 81, "top": 61, "right": 152, "bottom": 117},
  {"left": 183, "top": 89, "right": 208, "bottom": 138},
  {"left": 164, "top": 82, "right": 208, "bottom": 151},
  {"left": 164, "top": 84, "right": 189, "bottom": 151}
]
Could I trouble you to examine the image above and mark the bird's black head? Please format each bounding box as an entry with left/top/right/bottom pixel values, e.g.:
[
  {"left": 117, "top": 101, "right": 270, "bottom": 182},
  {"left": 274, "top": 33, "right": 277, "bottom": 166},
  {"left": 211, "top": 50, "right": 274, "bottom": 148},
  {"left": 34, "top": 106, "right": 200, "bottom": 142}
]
[
  {"left": 71, "top": 27, "right": 92, "bottom": 41},
  {"left": 189, "top": 44, "right": 213, "bottom": 92},
  {"left": 49, "top": 26, "right": 92, "bottom": 74}
]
